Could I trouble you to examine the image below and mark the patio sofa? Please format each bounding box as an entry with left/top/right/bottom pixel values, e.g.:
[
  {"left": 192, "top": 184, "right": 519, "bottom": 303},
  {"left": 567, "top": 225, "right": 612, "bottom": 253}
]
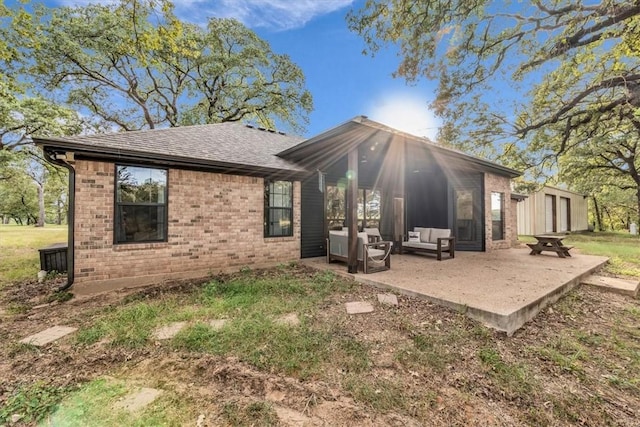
[
  {"left": 400, "top": 227, "right": 455, "bottom": 261},
  {"left": 327, "top": 230, "right": 392, "bottom": 273}
]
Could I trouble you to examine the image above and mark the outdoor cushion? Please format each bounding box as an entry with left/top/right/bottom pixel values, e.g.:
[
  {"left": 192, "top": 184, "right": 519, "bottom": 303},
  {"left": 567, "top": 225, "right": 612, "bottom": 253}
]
[
  {"left": 407, "top": 231, "right": 421, "bottom": 242},
  {"left": 366, "top": 248, "right": 386, "bottom": 258},
  {"left": 429, "top": 228, "right": 451, "bottom": 243},
  {"left": 402, "top": 241, "right": 440, "bottom": 250},
  {"left": 328, "top": 231, "right": 369, "bottom": 260},
  {"left": 363, "top": 227, "right": 382, "bottom": 238},
  {"left": 414, "top": 227, "right": 431, "bottom": 243}
]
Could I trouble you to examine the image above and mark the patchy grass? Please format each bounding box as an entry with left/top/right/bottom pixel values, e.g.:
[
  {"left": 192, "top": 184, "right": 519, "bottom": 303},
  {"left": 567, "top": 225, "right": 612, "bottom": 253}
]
[
  {"left": 0, "top": 224, "right": 67, "bottom": 286},
  {"left": 478, "top": 347, "right": 536, "bottom": 397},
  {"left": 0, "top": 382, "right": 70, "bottom": 425},
  {"left": 221, "top": 400, "right": 278, "bottom": 426},
  {"left": 47, "top": 378, "right": 194, "bottom": 427},
  {"left": 76, "top": 302, "right": 167, "bottom": 347},
  {"left": 2, "top": 231, "right": 640, "bottom": 425},
  {"left": 343, "top": 376, "right": 413, "bottom": 413}
]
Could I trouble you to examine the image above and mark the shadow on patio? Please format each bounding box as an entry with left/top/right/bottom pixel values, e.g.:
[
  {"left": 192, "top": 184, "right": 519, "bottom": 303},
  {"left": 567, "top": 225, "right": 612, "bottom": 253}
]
[{"left": 303, "top": 248, "right": 608, "bottom": 335}]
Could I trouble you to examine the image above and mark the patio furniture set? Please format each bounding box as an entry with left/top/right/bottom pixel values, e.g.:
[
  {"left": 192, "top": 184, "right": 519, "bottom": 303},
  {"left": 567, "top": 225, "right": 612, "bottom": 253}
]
[{"left": 327, "top": 226, "right": 455, "bottom": 274}]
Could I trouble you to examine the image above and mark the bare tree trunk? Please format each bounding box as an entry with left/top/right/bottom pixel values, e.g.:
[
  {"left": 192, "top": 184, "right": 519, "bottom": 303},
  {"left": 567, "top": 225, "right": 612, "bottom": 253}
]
[
  {"left": 36, "top": 181, "right": 45, "bottom": 227},
  {"left": 603, "top": 206, "right": 613, "bottom": 231},
  {"left": 592, "top": 196, "right": 604, "bottom": 231},
  {"left": 56, "top": 198, "right": 62, "bottom": 225},
  {"left": 636, "top": 188, "right": 640, "bottom": 227}
]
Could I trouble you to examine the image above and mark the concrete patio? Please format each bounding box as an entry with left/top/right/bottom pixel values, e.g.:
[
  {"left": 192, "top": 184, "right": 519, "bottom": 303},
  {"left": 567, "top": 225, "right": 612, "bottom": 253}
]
[{"left": 303, "top": 248, "right": 609, "bottom": 335}]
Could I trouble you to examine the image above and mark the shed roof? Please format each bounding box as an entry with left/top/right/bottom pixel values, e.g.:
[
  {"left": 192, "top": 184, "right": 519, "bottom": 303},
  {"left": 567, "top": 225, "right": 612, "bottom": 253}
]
[{"left": 34, "top": 122, "right": 307, "bottom": 177}]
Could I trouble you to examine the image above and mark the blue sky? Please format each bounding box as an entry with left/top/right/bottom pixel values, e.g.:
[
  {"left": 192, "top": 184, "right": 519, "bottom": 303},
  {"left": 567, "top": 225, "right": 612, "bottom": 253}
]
[{"left": 42, "top": 0, "right": 441, "bottom": 139}]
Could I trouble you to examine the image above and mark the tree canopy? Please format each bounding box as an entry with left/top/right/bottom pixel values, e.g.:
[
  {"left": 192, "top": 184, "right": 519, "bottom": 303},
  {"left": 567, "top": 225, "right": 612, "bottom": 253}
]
[
  {"left": 17, "top": 0, "right": 312, "bottom": 133},
  {"left": 349, "top": 0, "right": 640, "bottom": 222}
]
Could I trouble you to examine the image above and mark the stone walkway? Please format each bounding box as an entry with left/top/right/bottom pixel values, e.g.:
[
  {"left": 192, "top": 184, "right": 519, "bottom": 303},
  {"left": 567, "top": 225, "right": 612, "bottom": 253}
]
[
  {"left": 115, "top": 387, "right": 163, "bottom": 412},
  {"left": 19, "top": 326, "right": 77, "bottom": 346}
]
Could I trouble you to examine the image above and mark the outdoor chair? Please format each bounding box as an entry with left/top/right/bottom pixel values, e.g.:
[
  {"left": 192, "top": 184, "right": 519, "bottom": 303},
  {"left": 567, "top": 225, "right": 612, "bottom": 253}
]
[{"left": 327, "top": 230, "right": 392, "bottom": 273}]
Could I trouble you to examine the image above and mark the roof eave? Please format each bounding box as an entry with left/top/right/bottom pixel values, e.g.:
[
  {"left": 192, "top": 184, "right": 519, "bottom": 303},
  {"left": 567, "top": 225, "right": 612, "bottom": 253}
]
[
  {"left": 35, "top": 138, "right": 309, "bottom": 179},
  {"left": 278, "top": 118, "right": 522, "bottom": 178}
]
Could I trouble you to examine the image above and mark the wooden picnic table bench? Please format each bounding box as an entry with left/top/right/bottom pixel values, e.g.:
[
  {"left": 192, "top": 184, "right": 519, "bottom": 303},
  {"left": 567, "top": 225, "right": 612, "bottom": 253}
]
[{"left": 527, "top": 235, "right": 573, "bottom": 258}]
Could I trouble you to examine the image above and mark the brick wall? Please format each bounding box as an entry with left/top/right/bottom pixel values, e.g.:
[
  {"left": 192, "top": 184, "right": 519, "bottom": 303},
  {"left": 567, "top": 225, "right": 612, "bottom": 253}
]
[
  {"left": 484, "top": 173, "right": 513, "bottom": 250},
  {"left": 73, "top": 160, "right": 301, "bottom": 293}
]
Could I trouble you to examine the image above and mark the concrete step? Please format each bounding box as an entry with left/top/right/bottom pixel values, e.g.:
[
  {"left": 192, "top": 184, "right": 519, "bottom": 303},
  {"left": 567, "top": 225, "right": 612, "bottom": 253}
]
[{"left": 581, "top": 275, "right": 639, "bottom": 297}]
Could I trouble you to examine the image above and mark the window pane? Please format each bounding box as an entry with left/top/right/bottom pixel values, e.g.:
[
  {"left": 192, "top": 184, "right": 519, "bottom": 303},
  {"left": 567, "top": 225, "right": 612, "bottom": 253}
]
[
  {"left": 116, "top": 205, "right": 166, "bottom": 243},
  {"left": 491, "top": 192, "right": 504, "bottom": 241},
  {"left": 365, "top": 190, "right": 381, "bottom": 221},
  {"left": 117, "top": 166, "right": 167, "bottom": 203},
  {"left": 491, "top": 192, "right": 503, "bottom": 220},
  {"left": 268, "top": 181, "right": 292, "bottom": 208},
  {"left": 267, "top": 208, "right": 292, "bottom": 237},
  {"left": 326, "top": 185, "right": 346, "bottom": 229}
]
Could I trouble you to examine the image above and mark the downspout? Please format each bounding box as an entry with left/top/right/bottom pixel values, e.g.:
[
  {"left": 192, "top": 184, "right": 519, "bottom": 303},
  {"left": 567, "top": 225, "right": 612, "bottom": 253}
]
[{"left": 43, "top": 149, "right": 75, "bottom": 292}]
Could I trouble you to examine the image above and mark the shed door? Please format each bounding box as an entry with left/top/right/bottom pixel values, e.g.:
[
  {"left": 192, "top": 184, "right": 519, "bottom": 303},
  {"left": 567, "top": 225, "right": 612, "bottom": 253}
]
[
  {"left": 545, "top": 195, "right": 556, "bottom": 233},
  {"left": 559, "top": 197, "right": 569, "bottom": 232}
]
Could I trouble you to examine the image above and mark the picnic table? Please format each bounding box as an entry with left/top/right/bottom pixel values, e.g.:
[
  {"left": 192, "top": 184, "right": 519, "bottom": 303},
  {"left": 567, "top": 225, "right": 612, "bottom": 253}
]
[{"left": 527, "top": 235, "right": 573, "bottom": 258}]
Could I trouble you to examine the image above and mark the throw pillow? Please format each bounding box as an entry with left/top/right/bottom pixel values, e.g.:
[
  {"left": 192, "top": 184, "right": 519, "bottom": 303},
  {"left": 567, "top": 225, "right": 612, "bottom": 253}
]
[{"left": 408, "top": 231, "right": 421, "bottom": 242}]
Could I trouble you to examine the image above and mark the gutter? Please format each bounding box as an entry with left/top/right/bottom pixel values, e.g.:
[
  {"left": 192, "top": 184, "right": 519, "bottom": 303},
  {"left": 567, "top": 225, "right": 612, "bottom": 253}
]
[{"left": 42, "top": 149, "right": 75, "bottom": 292}]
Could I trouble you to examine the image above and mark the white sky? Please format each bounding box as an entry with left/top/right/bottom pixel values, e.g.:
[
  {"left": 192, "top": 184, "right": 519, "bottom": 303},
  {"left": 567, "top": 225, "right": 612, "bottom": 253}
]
[
  {"left": 366, "top": 94, "right": 441, "bottom": 141},
  {"left": 54, "top": 0, "right": 354, "bottom": 30}
]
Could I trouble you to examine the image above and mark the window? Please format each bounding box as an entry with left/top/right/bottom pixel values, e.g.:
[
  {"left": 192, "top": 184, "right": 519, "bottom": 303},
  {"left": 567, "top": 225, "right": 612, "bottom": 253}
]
[
  {"left": 115, "top": 165, "right": 167, "bottom": 244},
  {"left": 264, "top": 180, "right": 293, "bottom": 237},
  {"left": 491, "top": 192, "right": 504, "bottom": 241},
  {"left": 325, "top": 185, "right": 381, "bottom": 230}
]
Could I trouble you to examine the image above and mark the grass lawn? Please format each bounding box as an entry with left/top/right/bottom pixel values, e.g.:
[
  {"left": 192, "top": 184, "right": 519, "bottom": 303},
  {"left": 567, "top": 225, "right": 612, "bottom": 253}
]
[
  {"left": 0, "top": 232, "right": 638, "bottom": 425},
  {"left": 0, "top": 225, "right": 68, "bottom": 287}
]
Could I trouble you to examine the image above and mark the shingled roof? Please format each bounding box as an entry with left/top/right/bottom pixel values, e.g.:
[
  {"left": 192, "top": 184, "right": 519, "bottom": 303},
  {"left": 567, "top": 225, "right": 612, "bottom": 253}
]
[{"left": 34, "top": 122, "right": 307, "bottom": 176}]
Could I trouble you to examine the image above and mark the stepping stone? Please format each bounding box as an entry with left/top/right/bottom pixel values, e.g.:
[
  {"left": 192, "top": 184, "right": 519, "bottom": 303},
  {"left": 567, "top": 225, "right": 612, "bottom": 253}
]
[
  {"left": 377, "top": 293, "right": 398, "bottom": 306},
  {"left": 114, "top": 387, "right": 163, "bottom": 412},
  {"left": 152, "top": 322, "right": 187, "bottom": 340},
  {"left": 582, "top": 275, "right": 640, "bottom": 297},
  {"left": 275, "top": 313, "right": 300, "bottom": 326},
  {"left": 19, "top": 326, "right": 77, "bottom": 346},
  {"left": 345, "top": 301, "right": 374, "bottom": 314},
  {"left": 208, "top": 319, "right": 228, "bottom": 331}
]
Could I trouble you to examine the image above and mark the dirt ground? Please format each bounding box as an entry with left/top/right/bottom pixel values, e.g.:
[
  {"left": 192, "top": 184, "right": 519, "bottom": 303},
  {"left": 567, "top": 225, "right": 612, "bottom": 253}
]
[{"left": 1, "top": 268, "right": 639, "bottom": 426}]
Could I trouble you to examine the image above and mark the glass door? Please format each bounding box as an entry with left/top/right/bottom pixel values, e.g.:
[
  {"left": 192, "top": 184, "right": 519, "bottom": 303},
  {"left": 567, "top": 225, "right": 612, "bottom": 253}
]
[{"left": 454, "top": 183, "right": 484, "bottom": 251}]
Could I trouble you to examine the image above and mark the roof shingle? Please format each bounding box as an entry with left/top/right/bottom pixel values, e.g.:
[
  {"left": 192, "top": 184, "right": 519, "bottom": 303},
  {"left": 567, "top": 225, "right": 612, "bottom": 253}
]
[{"left": 36, "top": 122, "right": 307, "bottom": 173}]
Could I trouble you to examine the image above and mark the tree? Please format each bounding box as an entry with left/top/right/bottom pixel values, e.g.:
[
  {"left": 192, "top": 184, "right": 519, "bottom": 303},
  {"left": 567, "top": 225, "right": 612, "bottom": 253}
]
[
  {"left": 45, "top": 169, "right": 69, "bottom": 225},
  {"left": 0, "top": 91, "right": 82, "bottom": 226},
  {"left": 559, "top": 128, "right": 640, "bottom": 228},
  {"left": 0, "top": 152, "right": 39, "bottom": 225},
  {"left": 21, "top": 0, "right": 312, "bottom": 133},
  {"left": 348, "top": 0, "right": 640, "bottom": 222}
]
